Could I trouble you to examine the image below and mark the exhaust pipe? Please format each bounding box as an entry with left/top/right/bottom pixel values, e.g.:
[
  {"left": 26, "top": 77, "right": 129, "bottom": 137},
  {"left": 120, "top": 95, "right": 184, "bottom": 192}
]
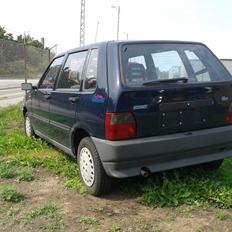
[{"left": 140, "top": 167, "right": 150, "bottom": 178}]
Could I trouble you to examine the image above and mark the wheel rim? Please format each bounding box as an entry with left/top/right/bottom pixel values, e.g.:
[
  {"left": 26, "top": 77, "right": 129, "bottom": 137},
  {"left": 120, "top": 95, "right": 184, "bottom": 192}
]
[
  {"left": 25, "top": 116, "right": 31, "bottom": 136},
  {"left": 79, "top": 147, "right": 95, "bottom": 187}
]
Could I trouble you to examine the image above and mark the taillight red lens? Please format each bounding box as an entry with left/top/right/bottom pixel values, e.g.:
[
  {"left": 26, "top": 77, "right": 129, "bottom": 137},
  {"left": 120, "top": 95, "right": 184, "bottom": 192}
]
[
  {"left": 226, "top": 103, "right": 232, "bottom": 124},
  {"left": 105, "top": 112, "right": 136, "bottom": 140},
  {"left": 226, "top": 112, "right": 232, "bottom": 124}
]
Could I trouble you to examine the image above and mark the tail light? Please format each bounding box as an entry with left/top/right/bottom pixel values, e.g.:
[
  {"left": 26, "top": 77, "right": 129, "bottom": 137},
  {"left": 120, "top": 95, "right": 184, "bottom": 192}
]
[
  {"left": 105, "top": 112, "right": 136, "bottom": 140},
  {"left": 226, "top": 103, "right": 232, "bottom": 124}
]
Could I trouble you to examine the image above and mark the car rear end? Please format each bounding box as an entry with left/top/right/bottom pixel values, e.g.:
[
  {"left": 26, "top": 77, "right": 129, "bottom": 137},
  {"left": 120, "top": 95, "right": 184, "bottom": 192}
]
[{"left": 92, "top": 41, "right": 232, "bottom": 178}]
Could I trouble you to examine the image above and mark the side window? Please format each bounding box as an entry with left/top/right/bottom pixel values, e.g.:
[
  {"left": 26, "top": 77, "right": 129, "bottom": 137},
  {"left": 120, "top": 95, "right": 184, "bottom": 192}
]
[
  {"left": 83, "top": 49, "right": 99, "bottom": 91},
  {"left": 152, "top": 51, "right": 188, "bottom": 80},
  {"left": 185, "top": 50, "right": 210, "bottom": 82},
  {"left": 39, "top": 56, "right": 64, "bottom": 89},
  {"left": 57, "top": 51, "right": 88, "bottom": 89}
]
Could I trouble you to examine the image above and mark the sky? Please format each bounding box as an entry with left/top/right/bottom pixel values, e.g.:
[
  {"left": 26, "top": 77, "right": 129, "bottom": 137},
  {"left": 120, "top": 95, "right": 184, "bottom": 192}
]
[{"left": 0, "top": 0, "right": 232, "bottom": 58}]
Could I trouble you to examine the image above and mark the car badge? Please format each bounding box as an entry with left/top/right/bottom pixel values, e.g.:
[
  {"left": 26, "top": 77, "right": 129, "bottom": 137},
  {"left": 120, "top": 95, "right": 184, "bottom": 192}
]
[{"left": 221, "top": 96, "right": 229, "bottom": 102}]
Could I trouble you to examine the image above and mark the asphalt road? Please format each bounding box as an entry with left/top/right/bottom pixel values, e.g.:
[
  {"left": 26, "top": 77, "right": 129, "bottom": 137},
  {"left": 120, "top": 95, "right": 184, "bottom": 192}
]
[
  {"left": 0, "top": 88, "right": 24, "bottom": 107},
  {"left": 0, "top": 79, "right": 38, "bottom": 90},
  {"left": 0, "top": 79, "right": 38, "bottom": 108}
]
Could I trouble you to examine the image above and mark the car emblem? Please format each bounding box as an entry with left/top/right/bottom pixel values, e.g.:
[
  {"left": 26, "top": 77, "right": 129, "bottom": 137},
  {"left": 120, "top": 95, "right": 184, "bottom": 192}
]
[{"left": 221, "top": 96, "right": 229, "bottom": 102}]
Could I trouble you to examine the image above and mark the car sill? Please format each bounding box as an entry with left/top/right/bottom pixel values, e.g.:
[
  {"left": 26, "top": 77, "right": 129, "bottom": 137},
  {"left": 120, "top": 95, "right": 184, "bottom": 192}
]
[{"left": 34, "top": 129, "right": 75, "bottom": 158}]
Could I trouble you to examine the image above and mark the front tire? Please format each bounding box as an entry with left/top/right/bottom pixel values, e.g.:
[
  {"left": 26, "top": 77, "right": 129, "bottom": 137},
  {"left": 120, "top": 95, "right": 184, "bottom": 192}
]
[
  {"left": 77, "top": 137, "right": 112, "bottom": 196},
  {"left": 24, "top": 113, "right": 35, "bottom": 137}
]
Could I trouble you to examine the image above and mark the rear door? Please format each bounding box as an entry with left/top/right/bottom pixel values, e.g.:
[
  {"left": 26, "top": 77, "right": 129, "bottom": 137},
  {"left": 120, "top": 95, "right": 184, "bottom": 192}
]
[
  {"left": 49, "top": 50, "right": 88, "bottom": 147},
  {"left": 31, "top": 56, "right": 64, "bottom": 135},
  {"left": 118, "top": 43, "right": 232, "bottom": 138}
]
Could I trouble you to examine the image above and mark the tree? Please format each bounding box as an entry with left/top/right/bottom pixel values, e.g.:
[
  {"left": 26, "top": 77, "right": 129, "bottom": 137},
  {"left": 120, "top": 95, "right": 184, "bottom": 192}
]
[
  {"left": 0, "top": 25, "right": 44, "bottom": 49},
  {"left": 0, "top": 26, "right": 7, "bottom": 39}
]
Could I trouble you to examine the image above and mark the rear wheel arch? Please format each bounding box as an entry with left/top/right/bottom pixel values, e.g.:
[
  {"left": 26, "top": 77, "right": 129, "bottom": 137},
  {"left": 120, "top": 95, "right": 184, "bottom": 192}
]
[
  {"left": 71, "top": 127, "right": 90, "bottom": 157},
  {"left": 23, "top": 107, "right": 27, "bottom": 117}
]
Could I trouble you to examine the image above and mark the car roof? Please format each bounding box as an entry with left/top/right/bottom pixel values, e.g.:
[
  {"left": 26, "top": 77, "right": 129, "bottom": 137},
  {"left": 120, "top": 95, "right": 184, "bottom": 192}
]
[{"left": 54, "top": 40, "right": 206, "bottom": 58}]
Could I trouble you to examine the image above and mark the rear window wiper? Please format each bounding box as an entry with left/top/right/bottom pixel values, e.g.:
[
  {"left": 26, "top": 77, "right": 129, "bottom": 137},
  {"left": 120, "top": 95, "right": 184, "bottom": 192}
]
[{"left": 143, "top": 77, "right": 188, "bottom": 86}]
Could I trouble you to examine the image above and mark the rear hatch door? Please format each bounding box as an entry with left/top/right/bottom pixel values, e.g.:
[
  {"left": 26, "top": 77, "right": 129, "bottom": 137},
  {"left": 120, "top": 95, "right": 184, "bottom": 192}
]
[{"left": 118, "top": 42, "right": 232, "bottom": 138}]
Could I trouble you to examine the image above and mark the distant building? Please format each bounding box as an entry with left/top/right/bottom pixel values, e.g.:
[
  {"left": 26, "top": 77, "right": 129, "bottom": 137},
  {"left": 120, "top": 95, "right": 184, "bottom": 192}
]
[
  {"left": 221, "top": 59, "right": 232, "bottom": 75},
  {"left": 169, "top": 66, "right": 186, "bottom": 79}
]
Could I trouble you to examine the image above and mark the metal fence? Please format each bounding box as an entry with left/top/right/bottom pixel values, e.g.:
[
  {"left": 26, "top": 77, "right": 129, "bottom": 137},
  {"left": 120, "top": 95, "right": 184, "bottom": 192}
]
[{"left": 0, "top": 39, "right": 54, "bottom": 80}]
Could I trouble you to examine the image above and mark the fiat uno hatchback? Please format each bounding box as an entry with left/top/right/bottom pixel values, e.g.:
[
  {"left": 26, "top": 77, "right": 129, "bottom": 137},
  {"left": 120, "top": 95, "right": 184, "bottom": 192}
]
[{"left": 22, "top": 41, "right": 232, "bottom": 196}]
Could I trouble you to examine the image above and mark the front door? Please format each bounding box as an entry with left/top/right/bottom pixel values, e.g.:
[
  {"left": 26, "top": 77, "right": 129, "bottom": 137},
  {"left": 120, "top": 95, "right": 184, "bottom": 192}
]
[
  {"left": 49, "top": 50, "right": 88, "bottom": 147},
  {"left": 31, "top": 56, "right": 64, "bottom": 135}
]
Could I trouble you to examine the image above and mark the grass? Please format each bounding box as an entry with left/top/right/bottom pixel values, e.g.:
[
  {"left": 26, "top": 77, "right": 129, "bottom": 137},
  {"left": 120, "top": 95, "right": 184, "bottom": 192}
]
[
  {"left": 15, "top": 167, "right": 34, "bottom": 182},
  {"left": 0, "top": 162, "right": 15, "bottom": 178},
  {"left": 107, "top": 224, "right": 122, "bottom": 232},
  {"left": 138, "top": 164, "right": 232, "bottom": 208},
  {"left": 0, "top": 184, "right": 24, "bottom": 203},
  {"left": 0, "top": 162, "right": 34, "bottom": 182},
  {"left": 17, "top": 203, "right": 63, "bottom": 231},
  {"left": 77, "top": 216, "right": 99, "bottom": 225},
  {"left": 1, "top": 105, "right": 232, "bottom": 208},
  {"left": 0, "top": 105, "right": 85, "bottom": 194},
  {"left": 215, "top": 211, "right": 230, "bottom": 221},
  {"left": 133, "top": 217, "right": 149, "bottom": 230}
]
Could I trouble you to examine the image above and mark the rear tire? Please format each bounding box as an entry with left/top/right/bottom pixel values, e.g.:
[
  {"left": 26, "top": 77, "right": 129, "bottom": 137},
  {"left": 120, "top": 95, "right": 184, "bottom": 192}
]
[
  {"left": 77, "top": 137, "right": 112, "bottom": 196},
  {"left": 201, "top": 159, "right": 224, "bottom": 171},
  {"left": 24, "top": 113, "right": 35, "bottom": 137}
]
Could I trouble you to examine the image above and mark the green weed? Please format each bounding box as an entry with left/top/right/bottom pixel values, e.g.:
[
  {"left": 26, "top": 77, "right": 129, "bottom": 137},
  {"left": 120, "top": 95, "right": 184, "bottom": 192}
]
[
  {"left": 78, "top": 216, "right": 99, "bottom": 225},
  {"left": 18, "top": 203, "right": 63, "bottom": 231},
  {"left": 107, "top": 224, "right": 122, "bottom": 232},
  {"left": 165, "top": 213, "right": 176, "bottom": 222},
  {"left": 140, "top": 168, "right": 232, "bottom": 208},
  {"left": 133, "top": 216, "right": 149, "bottom": 230},
  {"left": 0, "top": 162, "right": 15, "bottom": 178},
  {"left": 24, "top": 203, "right": 59, "bottom": 221},
  {"left": 0, "top": 184, "right": 24, "bottom": 203},
  {"left": 152, "top": 225, "right": 161, "bottom": 232},
  {"left": 215, "top": 211, "right": 230, "bottom": 221},
  {"left": 15, "top": 167, "right": 34, "bottom": 182}
]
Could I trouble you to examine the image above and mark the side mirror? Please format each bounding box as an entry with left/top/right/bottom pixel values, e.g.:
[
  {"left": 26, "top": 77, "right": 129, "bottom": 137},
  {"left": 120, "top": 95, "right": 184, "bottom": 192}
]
[{"left": 21, "top": 83, "right": 33, "bottom": 91}]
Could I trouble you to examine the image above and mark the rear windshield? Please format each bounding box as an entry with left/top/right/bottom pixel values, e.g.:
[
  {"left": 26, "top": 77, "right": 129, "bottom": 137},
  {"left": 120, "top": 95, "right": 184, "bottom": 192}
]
[{"left": 120, "top": 43, "right": 231, "bottom": 87}]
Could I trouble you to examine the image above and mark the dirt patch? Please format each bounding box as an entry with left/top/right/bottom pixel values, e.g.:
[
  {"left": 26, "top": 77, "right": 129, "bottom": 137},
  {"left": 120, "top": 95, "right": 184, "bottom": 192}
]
[{"left": 0, "top": 169, "right": 232, "bottom": 232}]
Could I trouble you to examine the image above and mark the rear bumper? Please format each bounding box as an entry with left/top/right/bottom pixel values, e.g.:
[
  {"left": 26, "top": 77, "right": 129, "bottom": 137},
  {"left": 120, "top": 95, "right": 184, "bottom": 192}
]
[{"left": 92, "top": 125, "right": 232, "bottom": 178}]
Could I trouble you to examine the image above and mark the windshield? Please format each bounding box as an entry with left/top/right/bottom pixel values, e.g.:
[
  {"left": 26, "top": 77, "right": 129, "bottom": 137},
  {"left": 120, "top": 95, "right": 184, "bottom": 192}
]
[{"left": 120, "top": 43, "right": 232, "bottom": 87}]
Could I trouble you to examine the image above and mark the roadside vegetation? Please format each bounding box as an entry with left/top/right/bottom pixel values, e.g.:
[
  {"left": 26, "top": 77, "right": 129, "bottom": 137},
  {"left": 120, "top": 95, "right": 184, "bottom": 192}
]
[{"left": 1, "top": 105, "right": 232, "bottom": 209}]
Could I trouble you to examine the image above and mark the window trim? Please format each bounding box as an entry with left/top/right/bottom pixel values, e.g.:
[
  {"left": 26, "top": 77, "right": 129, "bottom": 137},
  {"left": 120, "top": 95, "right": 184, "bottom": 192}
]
[
  {"left": 82, "top": 48, "right": 99, "bottom": 93},
  {"left": 37, "top": 55, "right": 64, "bottom": 90},
  {"left": 54, "top": 50, "right": 89, "bottom": 92}
]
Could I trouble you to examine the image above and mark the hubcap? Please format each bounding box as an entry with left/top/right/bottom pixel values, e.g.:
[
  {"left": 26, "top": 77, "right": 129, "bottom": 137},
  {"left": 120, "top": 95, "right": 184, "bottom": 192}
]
[
  {"left": 79, "top": 147, "right": 95, "bottom": 187},
  {"left": 25, "top": 116, "right": 31, "bottom": 136}
]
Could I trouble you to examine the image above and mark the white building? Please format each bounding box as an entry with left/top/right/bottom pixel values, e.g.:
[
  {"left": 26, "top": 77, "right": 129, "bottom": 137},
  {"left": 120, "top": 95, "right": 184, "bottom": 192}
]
[{"left": 221, "top": 59, "right": 232, "bottom": 75}]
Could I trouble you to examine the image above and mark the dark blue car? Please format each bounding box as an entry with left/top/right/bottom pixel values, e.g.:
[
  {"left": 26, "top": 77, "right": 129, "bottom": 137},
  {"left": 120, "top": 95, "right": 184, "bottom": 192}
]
[{"left": 22, "top": 41, "right": 232, "bottom": 196}]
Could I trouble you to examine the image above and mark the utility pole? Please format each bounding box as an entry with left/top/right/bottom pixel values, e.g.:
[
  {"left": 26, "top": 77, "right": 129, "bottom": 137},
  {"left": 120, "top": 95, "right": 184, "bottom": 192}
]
[
  {"left": 94, "top": 21, "right": 99, "bottom": 42},
  {"left": 111, "top": 6, "right": 120, "bottom": 40},
  {"left": 48, "top": 44, "right": 57, "bottom": 63},
  {"left": 80, "top": 0, "right": 85, "bottom": 46},
  {"left": 23, "top": 32, "right": 28, "bottom": 83}
]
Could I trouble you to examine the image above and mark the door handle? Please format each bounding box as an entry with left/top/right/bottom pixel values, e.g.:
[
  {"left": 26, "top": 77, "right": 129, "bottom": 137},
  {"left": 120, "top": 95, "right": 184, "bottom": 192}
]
[
  {"left": 68, "top": 96, "right": 79, "bottom": 103},
  {"left": 44, "top": 93, "right": 51, "bottom": 99}
]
